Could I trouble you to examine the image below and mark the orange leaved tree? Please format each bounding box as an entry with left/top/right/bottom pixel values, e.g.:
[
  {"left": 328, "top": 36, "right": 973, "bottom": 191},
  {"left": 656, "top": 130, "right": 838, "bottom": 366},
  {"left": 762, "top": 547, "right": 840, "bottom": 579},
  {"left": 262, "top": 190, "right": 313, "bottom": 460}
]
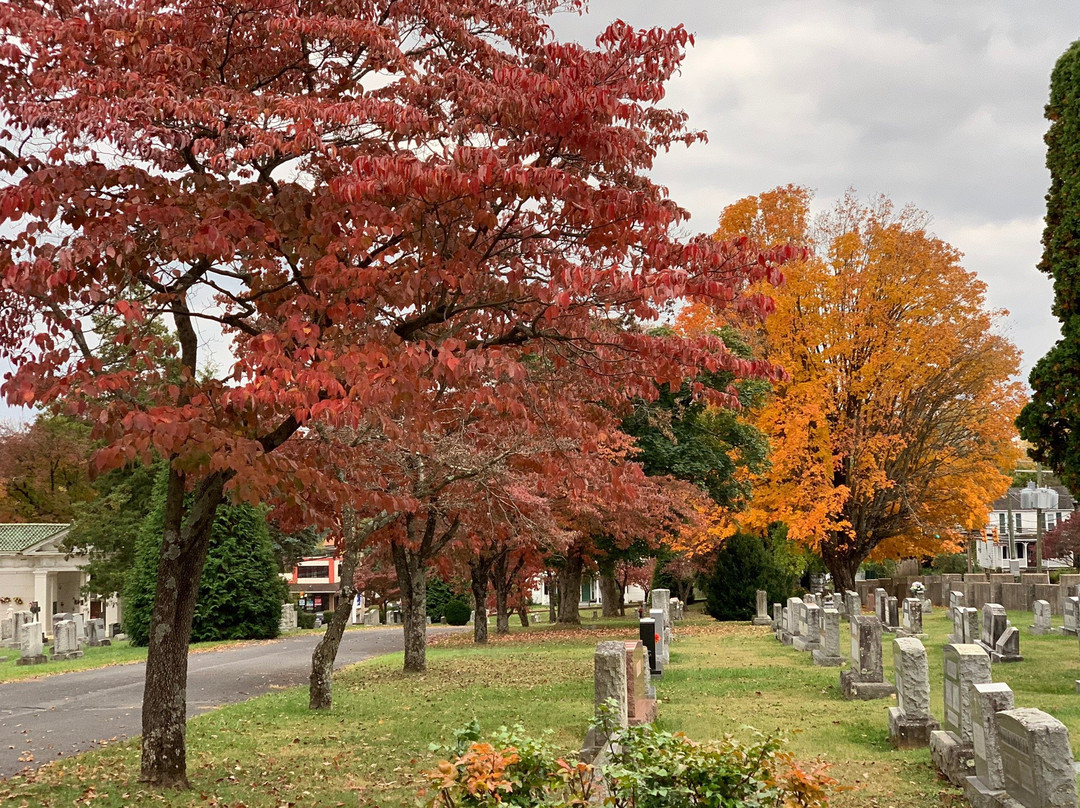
[{"left": 688, "top": 187, "right": 1024, "bottom": 591}]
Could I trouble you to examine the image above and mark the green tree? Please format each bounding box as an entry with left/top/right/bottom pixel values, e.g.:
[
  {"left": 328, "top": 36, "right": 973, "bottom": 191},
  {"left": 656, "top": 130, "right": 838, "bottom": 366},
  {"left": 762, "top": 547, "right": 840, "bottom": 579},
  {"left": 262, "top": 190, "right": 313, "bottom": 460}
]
[
  {"left": 125, "top": 473, "right": 287, "bottom": 645},
  {"left": 1019, "top": 40, "right": 1080, "bottom": 490},
  {"left": 64, "top": 463, "right": 160, "bottom": 600},
  {"left": 702, "top": 526, "right": 801, "bottom": 621}
]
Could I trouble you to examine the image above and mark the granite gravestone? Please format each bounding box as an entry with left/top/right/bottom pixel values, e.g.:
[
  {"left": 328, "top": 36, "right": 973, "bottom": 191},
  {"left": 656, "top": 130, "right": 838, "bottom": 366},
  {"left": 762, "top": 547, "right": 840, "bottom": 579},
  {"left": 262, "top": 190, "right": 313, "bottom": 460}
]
[
  {"left": 839, "top": 615, "right": 895, "bottom": 700},
  {"left": 930, "top": 644, "right": 992, "bottom": 787},
  {"left": 888, "top": 636, "right": 939, "bottom": 748},
  {"left": 964, "top": 682, "right": 1015, "bottom": 808},
  {"left": 1031, "top": 600, "right": 1053, "bottom": 635}
]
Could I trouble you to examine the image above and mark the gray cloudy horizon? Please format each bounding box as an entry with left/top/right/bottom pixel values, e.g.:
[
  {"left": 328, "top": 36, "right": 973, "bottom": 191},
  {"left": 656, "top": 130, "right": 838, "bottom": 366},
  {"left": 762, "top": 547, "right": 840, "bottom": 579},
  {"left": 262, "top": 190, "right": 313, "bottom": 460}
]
[{"left": 552, "top": 1, "right": 1080, "bottom": 383}]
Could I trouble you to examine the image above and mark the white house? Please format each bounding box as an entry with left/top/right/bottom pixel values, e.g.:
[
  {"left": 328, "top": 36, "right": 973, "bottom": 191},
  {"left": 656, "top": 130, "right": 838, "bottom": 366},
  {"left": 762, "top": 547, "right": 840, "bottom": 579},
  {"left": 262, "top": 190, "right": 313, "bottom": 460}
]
[
  {"left": 976, "top": 486, "right": 1076, "bottom": 570},
  {"left": 529, "top": 575, "right": 647, "bottom": 609},
  {"left": 0, "top": 523, "right": 122, "bottom": 634}
]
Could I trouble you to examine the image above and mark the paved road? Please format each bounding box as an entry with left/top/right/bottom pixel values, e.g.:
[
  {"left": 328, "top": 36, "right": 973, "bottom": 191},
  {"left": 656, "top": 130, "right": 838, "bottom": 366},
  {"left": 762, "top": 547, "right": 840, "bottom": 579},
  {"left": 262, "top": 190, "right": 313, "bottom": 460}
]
[{"left": 0, "top": 626, "right": 457, "bottom": 778}]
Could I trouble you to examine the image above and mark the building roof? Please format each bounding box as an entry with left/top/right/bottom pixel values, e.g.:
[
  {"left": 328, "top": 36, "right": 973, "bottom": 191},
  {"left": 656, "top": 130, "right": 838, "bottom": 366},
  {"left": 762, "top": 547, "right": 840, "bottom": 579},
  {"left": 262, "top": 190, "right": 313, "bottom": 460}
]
[
  {"left": 991, "top": 486, "right": 1075, "bottom": 512},
  {"left": 0, "top": 523, "right": 71, "bottom": 553}
]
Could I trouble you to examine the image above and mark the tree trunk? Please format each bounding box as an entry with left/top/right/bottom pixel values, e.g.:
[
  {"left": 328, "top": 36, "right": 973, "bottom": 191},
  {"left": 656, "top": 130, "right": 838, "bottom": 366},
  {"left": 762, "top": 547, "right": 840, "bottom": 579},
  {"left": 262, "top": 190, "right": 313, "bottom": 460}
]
[
  {"left": 557, "top": 550, "right": 584, "bottom": 625},
  {"left": 391, "top": 540, "right": 428, "bottom": 672},
  {"left": 309, "top": 512, "right": 361, "bottom": 710},
  {"left": 598, "top": 566, "right": 620, "bottom": 617},
  {"left": 516, "top": 603, "right": 530, "bottom": 627},
  {"left": 140, "top": 468, "right": 226, "bottom": 789},
  {"left": 469, "top": 555, "right": 491, "bottom": 645},
  {"left": 821, "top": 542, "right": 861, "bottom": 594},
  {"left": 493, "top": 552, "right": 511, "bottom": 635},
  {"left": 547, "top": 575, "right": 557, "bottom": 623}
]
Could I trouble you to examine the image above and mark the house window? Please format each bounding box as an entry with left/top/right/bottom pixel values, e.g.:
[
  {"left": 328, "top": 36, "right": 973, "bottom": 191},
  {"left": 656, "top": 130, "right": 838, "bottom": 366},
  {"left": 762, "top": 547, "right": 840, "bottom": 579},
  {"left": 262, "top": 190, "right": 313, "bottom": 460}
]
[
  {"left": 1015, "top": 513, "right": 1022, "bottom": 532},
  {"left": 999, "top": 513, "right": 1006, "bottom": 532},
  {"left": 298, "top": 565, "right": 330, "bottom": 579}
]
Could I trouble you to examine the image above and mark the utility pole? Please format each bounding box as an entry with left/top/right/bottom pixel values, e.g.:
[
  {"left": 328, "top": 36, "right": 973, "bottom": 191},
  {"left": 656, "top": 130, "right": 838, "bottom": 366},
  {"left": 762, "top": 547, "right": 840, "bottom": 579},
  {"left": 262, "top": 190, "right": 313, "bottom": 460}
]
[{"left": 1036, "top": 464, "right": 1044, "bottom": 573}]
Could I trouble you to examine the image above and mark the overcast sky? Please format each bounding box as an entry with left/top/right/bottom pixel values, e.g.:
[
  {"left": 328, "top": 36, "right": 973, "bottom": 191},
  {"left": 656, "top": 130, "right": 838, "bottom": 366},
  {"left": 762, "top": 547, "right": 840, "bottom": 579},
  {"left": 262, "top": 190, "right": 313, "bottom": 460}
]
[
  {"left": 551, "top": 1, "right": 1080, "bottom": 384},
  {"left": 2, "top": 2, "right": 1078, "bottom": 425}
]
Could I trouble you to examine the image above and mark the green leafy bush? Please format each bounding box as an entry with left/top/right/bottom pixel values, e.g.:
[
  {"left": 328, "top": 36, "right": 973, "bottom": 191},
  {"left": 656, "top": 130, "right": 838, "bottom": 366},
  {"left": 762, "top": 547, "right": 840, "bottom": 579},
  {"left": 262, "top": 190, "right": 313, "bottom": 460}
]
[
  {"left": 297, "top": 611, "right": 316, "bottom": 629},
  {"left": 444, "top": 596, "right": 471, "bottom": 626},
  {"left": 427, "top": 576, "right": 454, "bottom": 623},
  {"left": 322, "top": 610, "right": 335, "bottom": 625},
  {"left": 930, "top": 553, "right": 968, "bottom": 575},
  {"left": 702, "top": 527, "right": 801, "bottom": 621},
  {"left": 423, "top": 720, "right": 838, "bottom": 808},
  {"left": 860, "top": 558, "right": 898, "bottom": 579},
  {"left": 124, "top": 471, "right": 289, "bottom": 645}
]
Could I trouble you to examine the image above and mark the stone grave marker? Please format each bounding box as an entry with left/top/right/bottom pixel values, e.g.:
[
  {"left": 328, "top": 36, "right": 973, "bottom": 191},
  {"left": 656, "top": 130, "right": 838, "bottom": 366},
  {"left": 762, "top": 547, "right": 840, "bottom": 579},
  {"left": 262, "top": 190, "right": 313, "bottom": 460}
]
[
  {"left": 623, "top": 641, "right": 657, "bottom": 725},
  {"left": 752, "top": 590, "right": 772, "bottom": 625},
  {"left": 52, "top": 619, "right": 83, "bottom": 660},
  {"left": 794, "top": 603, "right": 821, "bottom": 652},
  {"left": 17, "top": 621, "right": 46, "bottom": 666},
  {"left": 649, "top": 608, "right": 668, "bottom": 664},
  {"left": 962, "top": 607, "right": 980, "bottom": 645},
  {"left": 844, "top": 589, "right": 860, "bottom": 622},
  {"left": 884, "top": 596, "right": 899, "bottom": 633},
  {"left": 782, "top": 597, "right": 803, "bottom": 646},
  {"left": 900, "top": 598, "right": 925, "bottom": 638},
  {"left": 73, "top": 613, "right": 86, "bottom": 645},
  {"left": 812, "top": 607, "right": 844, "bottom": 666},
  {"left": 1031, "top": 600, "right": 1053, "bottom": 635},
  {"left": 771, "top": 603, "right": 782, "bottom": 632},
  {"left": 981, "top": 603, "right": 1008, "bottom": 648},
  {"left": 651, "top": 588, "right": 671, "bottom": 628},
  {"left": 950, "top": 603, "right": 966, "bottom": 644},
  {"left": 963, "top": 682, "right": 1015, "bottom": 808},
  {"left": 840, "top": 615, "right": 895, "bottom": 700},
  {"left": 888, "top": 636, "right": 939, "bottom": 748},
  {"left": 997, "top": 708, "right": 1077, "bottom": 808},
  {"left": 639, "top": 617, "right": 660, "bottom": 676},
  {"left": 580, "top": 641, "right": 629, "bottom": 763},
  {"left": 1063, "top": 596, "right": 1080, "bottom": 636},
  {"left": 279, "top": 603, "right": 298, "bottom": 633},
  {"left": 874, "top": 587, "right": 888, "bottom": 623},
  {"left": 86, "top": 618, "right": 111, "bottom": 647},
  {"left": 994, "top": 626, "right": 1022, "bottom": 663},
  {"left": 930, "top": 643, "right": 991, "bottom": 787},
  {"left": 0, "top": 613, "right": 13, "bottom": 646},
  {"left": 11, "top": 611, "right": 32, "bottom": 646},
  {"left": 949, "top": 590, "right": 965, "bottom": 620}
]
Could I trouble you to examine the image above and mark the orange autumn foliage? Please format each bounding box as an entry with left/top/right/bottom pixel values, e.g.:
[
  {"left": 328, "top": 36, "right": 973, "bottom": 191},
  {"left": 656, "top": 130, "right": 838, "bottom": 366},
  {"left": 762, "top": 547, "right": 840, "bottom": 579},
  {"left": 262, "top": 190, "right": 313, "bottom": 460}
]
[{"left": 682, "top": 187, "right": 1024, "bottom": 590}]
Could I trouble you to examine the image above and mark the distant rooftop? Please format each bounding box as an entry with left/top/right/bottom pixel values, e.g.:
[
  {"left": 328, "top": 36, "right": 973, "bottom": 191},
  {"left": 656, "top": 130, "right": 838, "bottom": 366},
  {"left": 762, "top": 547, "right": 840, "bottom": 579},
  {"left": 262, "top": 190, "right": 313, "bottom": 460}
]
[
  {"left": 0, "top": 523, "right": 71, "bottom": 553},
  {"left": 991, "top": 486, "right": 1075, "bottom": 512}
]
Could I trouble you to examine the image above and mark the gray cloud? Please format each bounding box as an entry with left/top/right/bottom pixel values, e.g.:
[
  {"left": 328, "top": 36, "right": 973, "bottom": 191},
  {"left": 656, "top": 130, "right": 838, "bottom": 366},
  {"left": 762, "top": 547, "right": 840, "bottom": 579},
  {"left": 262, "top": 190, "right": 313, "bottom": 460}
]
[{"left": 551, "top": 0, "right": 1080, "bottom": 377}]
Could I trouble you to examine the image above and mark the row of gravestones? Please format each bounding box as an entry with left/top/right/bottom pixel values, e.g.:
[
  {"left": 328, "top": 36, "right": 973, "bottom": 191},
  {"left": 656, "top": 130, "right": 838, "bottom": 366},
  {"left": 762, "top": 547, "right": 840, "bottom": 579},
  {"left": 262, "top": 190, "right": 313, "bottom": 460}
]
[
  {"left": 1, "top": 610, "right": 112, "bottom": 666},
  {"left": 581, "top": 588, "right": 680, "bottom": 764},
  {"left": 762, "top": 589, "right": 1077, "bottom": 808}
]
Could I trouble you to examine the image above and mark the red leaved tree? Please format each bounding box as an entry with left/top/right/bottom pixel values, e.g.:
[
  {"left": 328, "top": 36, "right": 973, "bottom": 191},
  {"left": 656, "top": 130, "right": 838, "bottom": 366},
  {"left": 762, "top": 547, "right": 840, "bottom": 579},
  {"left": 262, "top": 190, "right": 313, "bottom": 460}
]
[{"left": 0, "top": 0, "right": 791, "bottom": 788}]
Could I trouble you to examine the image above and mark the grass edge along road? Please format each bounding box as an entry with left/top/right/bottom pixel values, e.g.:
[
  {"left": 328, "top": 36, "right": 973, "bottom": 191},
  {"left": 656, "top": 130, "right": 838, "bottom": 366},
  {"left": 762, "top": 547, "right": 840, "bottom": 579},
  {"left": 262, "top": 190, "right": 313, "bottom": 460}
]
[{"left": 5, "top": 607, "right": 1080, "bottom": 807}]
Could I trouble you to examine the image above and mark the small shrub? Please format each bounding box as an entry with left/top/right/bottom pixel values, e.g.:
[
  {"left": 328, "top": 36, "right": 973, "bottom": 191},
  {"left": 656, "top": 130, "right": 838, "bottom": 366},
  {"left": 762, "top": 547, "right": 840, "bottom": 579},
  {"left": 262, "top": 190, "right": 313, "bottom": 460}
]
[
  {"left": 423, "top": 720, "right": 840, "bottom": 808},
  {"left": 297, "top": 611, "right": 316, "bottom": 629},
  {"left": 444, "top": 597, "right": 471, "bottom": 626},
  {"left": 322, "top": 610, "right": 335, "bottom": 625},
  {"left": 930, "top": 553, "right": 968, "bottom": 575},
  {"left": 860, "top": 559, "right": 897, "bottom": 580}
]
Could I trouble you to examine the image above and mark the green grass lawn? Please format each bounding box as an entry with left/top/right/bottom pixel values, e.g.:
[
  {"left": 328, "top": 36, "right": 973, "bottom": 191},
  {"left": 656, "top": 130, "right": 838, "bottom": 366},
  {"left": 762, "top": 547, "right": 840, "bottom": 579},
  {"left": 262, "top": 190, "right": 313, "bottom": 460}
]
[{"left": 1, "top": 605, "right": 1079, "bottom": 807}]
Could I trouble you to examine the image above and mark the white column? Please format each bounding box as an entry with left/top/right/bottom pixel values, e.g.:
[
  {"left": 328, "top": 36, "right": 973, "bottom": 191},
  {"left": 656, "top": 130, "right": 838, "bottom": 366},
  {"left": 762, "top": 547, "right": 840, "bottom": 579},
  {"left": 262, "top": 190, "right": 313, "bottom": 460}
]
[{"left": 33, "top": 571, "right": 49, "bottom": 629}]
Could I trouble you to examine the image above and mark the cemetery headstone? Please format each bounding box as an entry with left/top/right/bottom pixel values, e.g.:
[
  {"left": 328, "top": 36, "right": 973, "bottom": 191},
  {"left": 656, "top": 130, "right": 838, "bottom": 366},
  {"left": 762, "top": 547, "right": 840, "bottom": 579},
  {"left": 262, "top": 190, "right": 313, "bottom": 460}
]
[
  {"left": 844, "top": 589, "right": 861, "bottom": 622},
  {"left": 949, "top": 590, "right": 965, "bottom": 620},
  {"left": 86, "top": 618, "right": 111, "bottom": 647},
  {"left": 580, "top": 641, "right": 629, "bottom": 763},
  {"left": 996, "top": 708, "right": 1078, "bottom": 808},
  {"left": 1063, "top": 596, "right": 1079, "bottom": 635},
  {"left": 978, "top": 603, "right": 1022, "bottom": 662},
  {"left": 52, "top": 619, "right": 83, "bottom": 660},
  {"left": 963, "top": 607, "right": 980, "bottom": 646},
  {"left": 884, "top": 596, "right": 899, "bottom": 633},
  {"left": 1031, "top": 599, "right": 1053, "bottom": 635},
  {"left": 623, "top": 641, "right": 657, "bottom": 725},
  {"left": 900, "top": 598, "right": 925, "bottom": 638},
  {"left": 794, "top": 603, "right": 822, "bottom": 652},
  {"left": 639, "top": 618, "right": 661, "bottom": 676},
  {"left": 650, "top": 607, "right": 668, "bottom": 664},
  {"left": 874, "top": 587, "right": 888, "bottom": 623},
  {"left": 888, "top": 637, "right": 939, "bottom": 748},
  {"left": 930, "top": 643, "right": 992, "bottom": 787},
  {"left": 772, "top": 602, "right": 782, "bottom": 632},
  {"left": 812, "top": 607, "right": 844, "bottom": 666},
  {"left": 752, "top": 590, "right": 772, "bottom": 626},
  {"left": 839, "top": 615, "right": 895, "bottom": 700},
  {"left": 963, "top": 682, "right": 1015, "bottom": 808},
  {"left": 16, "top": 620, "right": 46, "bottom": 665}
]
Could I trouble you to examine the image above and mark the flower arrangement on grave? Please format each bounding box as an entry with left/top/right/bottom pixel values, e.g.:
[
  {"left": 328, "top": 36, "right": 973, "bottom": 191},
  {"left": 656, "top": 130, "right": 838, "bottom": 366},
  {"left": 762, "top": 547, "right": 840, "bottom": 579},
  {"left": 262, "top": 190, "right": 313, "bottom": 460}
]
[{"left": 909, "top": 582, "right": 925, "bottom": 599}]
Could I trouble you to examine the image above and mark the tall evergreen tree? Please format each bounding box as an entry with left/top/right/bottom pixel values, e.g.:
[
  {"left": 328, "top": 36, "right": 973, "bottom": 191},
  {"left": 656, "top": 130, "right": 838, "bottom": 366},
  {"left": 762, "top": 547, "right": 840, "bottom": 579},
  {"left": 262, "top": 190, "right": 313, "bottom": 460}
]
[{"left": 1018, "top": 40, "right": 1080, "bottom": 489}]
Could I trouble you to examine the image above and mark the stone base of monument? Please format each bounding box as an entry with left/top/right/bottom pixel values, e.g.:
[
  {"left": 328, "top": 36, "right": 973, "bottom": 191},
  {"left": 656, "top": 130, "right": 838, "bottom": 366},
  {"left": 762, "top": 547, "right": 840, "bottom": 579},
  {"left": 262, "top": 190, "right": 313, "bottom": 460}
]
[
  {"left": 963, "top": 776, "right": 1007, "bottom": 808},
  {"left": 751, "top": 616, "right": 772, "bottom": 626},
  {"left": 929, "top": 730, "right": 975, "bottom": 787},
  {"left": 1059, "top": 625, "right": 1079, "bottom": 635},
  {"left": 52, "top": 650, "right": 83, "bottom": 661},
  {"left": 887, "top": 707, "right": 939, "bottom": 749},
  {"left": 628, "top": 699, "right": 658, "bottom": 726},
  {"left": 16, "top": 654, "right": 47, "bottom": 666},
  {"left": 779, "top": 631, "right": 794, "bottom": 646},
  {"left": 1029, "top": 624, "right": 1052, "bottom": 636},
  {"left": 896, "top": 630, "right": 928, "bottom": 640},
  {"left": 792, "top": 636, "right": 819, "bottom": 652},
  {"left": 811, "top": 649, "right": 843, "bottom": 667},
  {"left": 839, "top": 670, "right": 896, "bottom": 700}
]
